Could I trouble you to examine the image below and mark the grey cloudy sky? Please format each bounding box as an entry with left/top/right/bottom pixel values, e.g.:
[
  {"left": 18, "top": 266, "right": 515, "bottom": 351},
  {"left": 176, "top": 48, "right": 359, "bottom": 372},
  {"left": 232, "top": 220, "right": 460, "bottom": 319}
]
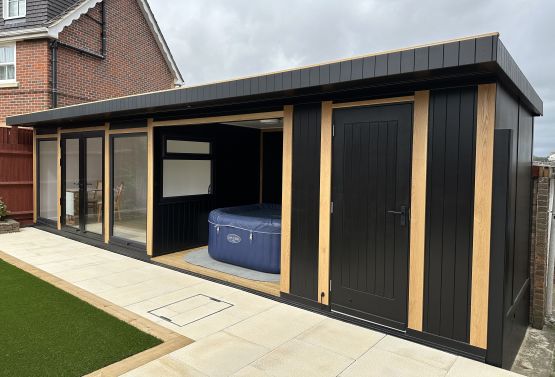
[{"left": 149, "top": 0, "right": 554, "bottom": 156}]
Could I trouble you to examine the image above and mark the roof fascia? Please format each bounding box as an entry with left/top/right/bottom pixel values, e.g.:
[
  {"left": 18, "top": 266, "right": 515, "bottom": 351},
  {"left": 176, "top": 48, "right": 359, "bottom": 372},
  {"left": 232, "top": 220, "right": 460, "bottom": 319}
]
[{"left": 47, "top": 0, "right": 103, "bottom": 38}]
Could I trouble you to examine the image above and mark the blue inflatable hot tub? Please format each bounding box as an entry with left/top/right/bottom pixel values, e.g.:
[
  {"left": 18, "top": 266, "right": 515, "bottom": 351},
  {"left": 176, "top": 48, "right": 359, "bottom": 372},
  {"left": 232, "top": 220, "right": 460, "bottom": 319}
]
[{"left": 208, "top": 204, "right": 281, "bottom": 274}]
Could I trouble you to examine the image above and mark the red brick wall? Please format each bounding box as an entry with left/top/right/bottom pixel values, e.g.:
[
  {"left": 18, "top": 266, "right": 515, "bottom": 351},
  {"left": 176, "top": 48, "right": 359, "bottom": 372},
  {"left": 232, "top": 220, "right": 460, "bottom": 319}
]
[
  {"left": 0, "top": 40, "right": 51, "bottom": 125},
  {"left": 530, "top": 171, "right": 550, "bottom": 329},
  {"left": 56, "top": 0, "right": 176, "bottom": 107}
]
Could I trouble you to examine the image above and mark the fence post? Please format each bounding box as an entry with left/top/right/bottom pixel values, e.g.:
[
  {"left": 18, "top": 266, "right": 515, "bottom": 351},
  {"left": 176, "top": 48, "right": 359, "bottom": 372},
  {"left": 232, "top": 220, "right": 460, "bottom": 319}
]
[{"left": 9, "top": 126, "right": 19, "bottom": 145}]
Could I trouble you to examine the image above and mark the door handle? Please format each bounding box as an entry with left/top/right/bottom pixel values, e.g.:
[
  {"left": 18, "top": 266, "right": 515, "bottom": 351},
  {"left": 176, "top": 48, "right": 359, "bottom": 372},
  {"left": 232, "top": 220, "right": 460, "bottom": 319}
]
[{"left": 387, "top": 206, "right": 408, "bottom": 226}]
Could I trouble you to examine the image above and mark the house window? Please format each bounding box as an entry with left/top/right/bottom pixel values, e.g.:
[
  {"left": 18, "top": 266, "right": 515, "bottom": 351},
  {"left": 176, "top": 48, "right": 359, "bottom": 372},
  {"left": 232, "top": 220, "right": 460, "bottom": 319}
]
[
  {"left": 3, "top": 0, "right": 26, "bottom": 19},
  {"left": 0, "top": 44, "right": 16, "bottom": 82}
]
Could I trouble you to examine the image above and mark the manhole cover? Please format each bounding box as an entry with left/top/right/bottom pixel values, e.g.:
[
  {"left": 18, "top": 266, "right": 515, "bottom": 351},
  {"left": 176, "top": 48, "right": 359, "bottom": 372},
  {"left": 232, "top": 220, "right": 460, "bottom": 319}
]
[{"left": 148, "top": 294, "right": 232, "bottom": 327}]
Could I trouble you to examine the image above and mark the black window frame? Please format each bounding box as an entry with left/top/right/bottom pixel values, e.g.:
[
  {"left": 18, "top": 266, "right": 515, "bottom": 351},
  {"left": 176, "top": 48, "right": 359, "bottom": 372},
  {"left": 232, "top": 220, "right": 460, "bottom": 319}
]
[{"left": 160, "top": 135, "right": 214, "bottom": 202}]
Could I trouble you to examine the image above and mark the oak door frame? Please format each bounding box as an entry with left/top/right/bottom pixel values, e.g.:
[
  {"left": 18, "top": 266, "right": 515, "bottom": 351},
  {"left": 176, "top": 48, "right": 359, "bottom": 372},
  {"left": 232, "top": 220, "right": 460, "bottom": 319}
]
[{"left": 317, "top": 93, "right": 430, "bottom": 333}]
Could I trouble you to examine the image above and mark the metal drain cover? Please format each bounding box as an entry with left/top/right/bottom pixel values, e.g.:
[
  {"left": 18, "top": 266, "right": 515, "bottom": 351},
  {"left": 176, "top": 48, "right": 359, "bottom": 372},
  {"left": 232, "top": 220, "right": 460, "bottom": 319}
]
[{"left": 148, "top": 294, "right": 232, "bottom": 326}]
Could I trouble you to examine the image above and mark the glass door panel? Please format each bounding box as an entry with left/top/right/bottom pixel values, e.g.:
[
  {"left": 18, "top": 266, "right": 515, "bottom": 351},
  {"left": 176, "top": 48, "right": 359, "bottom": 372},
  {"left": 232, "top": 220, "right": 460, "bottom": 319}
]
[
  {"left": 85, "top": 137, "right": 103, "bottom": 234},
  {"left": 64, "top": 138, "right": 80, "bottom": 229},
  {"left": 112, "top": 135, "right": 147, "bottom": 245},
  {"left": 62, "top": 132, "right": 104, "bottom": 239},
  {"left": 38, "top": 140, "right": 58, "bottom": 223}
]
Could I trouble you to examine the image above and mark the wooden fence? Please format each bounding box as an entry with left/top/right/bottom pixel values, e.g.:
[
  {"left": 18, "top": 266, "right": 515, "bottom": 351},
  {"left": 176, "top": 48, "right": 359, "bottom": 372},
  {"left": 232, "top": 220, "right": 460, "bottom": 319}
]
[{"left": 0, "top": 126, "right": 33, "bottom": 225}]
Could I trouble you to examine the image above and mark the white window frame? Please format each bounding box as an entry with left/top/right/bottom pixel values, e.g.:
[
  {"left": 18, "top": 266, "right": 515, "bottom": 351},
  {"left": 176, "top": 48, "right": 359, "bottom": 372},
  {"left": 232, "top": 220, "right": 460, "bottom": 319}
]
[
  {"left": 0, "top": 43, "right": 16, "bottom": 83},
  {"left": 3, "top": 0, "right": 26, "bottom": 20}
]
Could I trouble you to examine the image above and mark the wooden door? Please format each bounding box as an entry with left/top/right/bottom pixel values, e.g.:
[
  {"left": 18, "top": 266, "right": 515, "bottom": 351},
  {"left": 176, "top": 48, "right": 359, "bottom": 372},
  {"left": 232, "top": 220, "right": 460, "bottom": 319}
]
[{"left": 330, "top": 103, "right": 413, "bottom": 330}]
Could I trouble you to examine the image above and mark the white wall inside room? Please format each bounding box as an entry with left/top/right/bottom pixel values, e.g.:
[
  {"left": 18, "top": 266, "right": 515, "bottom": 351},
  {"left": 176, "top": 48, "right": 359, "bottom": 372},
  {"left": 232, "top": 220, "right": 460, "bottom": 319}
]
[
  {"left": 113, "top": 136, "right": 148, "bottom": 214},
  {"left": 86, "top": 137, "right": 103, "bottom": 187},
  {"left": 163, "top": 159, "right": 211, "bottom": 197}
]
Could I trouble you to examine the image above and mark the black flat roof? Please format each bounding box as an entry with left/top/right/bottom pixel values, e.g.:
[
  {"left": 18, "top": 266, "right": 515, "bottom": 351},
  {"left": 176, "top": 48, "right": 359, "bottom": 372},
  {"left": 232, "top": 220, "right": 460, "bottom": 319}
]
[{"left": 7, "top": 33, "right": 542, "bottom": 127}]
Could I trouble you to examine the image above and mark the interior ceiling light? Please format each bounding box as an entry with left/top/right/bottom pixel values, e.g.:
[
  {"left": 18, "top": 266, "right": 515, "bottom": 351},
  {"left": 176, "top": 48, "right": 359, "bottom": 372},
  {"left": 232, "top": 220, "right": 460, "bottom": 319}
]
[{"left": 260, "top": 119, "right": 279, "bottom": 124}]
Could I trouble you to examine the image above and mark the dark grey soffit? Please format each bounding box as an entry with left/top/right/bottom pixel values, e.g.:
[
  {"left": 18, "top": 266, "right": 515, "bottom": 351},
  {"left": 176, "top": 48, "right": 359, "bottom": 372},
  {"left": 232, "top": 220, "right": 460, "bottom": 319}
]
[{"left": 7, "top": 34, "right": 543, "bottom": 127}]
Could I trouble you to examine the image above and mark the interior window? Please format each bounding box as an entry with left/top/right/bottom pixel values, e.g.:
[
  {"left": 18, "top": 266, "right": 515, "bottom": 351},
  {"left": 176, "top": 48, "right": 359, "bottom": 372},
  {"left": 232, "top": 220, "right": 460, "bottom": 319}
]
[
  {"left": 0, "top": 44, "right": 15, "bottom": 82},
  {"left": 167, "top": 140, "right": 210, "bottom": 154},
  {"left": 163, "top": 139, "right": 212, "bottom": 198},
  {"left": 163, "top": 160, "right": 212, "bottom": 197},
  {"left": 4, "top": 0, "right": 25, "bottom": 18}
]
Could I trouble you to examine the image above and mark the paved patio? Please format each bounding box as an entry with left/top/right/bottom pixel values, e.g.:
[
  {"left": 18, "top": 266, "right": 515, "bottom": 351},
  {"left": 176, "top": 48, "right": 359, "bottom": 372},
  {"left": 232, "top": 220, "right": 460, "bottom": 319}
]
[{"left": 0, "top": 228, "right": 521, "bottom": 376}]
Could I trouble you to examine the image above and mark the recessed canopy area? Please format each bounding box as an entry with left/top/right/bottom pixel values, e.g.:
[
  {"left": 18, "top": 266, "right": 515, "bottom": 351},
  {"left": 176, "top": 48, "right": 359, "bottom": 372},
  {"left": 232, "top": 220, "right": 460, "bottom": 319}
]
[
  {"left": 221, "top": 119, "right": 283, "bottom": 129},
  {"left": 152, "top": 117, "right": 284, "bottom": 296}
]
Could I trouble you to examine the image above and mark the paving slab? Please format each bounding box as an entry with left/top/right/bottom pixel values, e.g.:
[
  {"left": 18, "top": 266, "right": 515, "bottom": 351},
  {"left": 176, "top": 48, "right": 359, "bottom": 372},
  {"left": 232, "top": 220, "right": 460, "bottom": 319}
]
[
  {"left": 251, "top": 339, "right": 353, "bottom": 377},
  {"left": 168, "top": 332, "right": 269, "bottom": 377},
  {"left": 340, "top": 347, "right": 447, "bottom": 377},
  {"left": 296, "top": 318, "right": 385, "bottom": 359},
  {"left": 374, "top": 334, "right": 457, "bottom": 371},
  {"left": 447, "top": 357, "right": 522, "bottom": 376}
]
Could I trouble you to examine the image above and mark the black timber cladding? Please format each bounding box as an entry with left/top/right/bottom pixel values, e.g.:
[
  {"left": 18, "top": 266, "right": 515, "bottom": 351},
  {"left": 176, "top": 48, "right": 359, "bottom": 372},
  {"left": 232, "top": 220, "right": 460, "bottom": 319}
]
[
  {"left": 496, "top": 40, "right": 543, "bottom": 116},
  {"left": 487, "top": 129, "right": 512, "bottom": 367},
  {"left": 289, "top": 104, "right": 321, "bottom": 302},
  {"left": 7, "top": 34, "right": 543, "bottom": 127},
  {"left": 423, "top": 87, "right": 477, "bottom": 343},
  {"left": 261, "top": 131, "right": 283, "bottom": 204},
  {"left": 486, "top": 85, "right": 534, "bottom": 368}
]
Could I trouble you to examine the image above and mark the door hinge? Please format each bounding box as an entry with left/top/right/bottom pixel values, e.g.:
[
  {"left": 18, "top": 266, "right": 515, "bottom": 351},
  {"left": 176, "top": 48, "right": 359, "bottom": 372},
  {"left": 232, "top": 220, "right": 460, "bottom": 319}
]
[
  {"left": 332, "top": 124, "right": 335, "bottom": 137},
  {"left": 330, "top": 201, "right": 334, "bottom": 214},
  {"left": 329, "top": 279, "right": 332, "bottom": 292}
]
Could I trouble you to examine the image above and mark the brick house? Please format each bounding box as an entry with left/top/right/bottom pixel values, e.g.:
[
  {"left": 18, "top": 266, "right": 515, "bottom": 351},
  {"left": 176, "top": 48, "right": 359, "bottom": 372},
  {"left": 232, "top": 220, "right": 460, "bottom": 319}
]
[
  {"left": 0, "top": 0, "right": 182, "bottom": 224},
  {"left": 0, "top": 0, "right": 182, "bottom": 124}
]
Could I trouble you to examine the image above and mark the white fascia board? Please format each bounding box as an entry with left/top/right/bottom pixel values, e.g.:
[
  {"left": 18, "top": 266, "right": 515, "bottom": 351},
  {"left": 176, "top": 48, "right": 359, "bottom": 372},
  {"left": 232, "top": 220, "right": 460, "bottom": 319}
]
[
  {"left": 136, "top": 0, "right": 184, "bottom": 85},
  {"left": 0, "top": 27, "right": 49, "bottom": 42},
  {"left": 47, "top": 0, "right": 103, "bottom": 38}
]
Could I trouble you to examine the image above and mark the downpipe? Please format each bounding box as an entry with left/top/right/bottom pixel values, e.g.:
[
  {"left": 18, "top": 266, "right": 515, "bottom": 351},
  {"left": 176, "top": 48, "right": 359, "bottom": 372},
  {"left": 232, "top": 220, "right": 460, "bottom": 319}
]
[{"left": 546, "top": 173, "right": 555, "bottom": 320}]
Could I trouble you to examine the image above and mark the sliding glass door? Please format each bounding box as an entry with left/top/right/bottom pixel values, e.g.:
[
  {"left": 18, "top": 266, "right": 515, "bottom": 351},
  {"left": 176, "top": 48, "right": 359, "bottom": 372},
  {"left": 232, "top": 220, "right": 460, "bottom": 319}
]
[
  {"left": 85, "top": 137, "right": 103, "bottom": 234},
  {"left": 61, "top": 132, "right": 104, "bottom": 238},
  {"left": 111, "top": 134, "right": 147, "bottom": 247},
  {"left": 64, "top": 138, "right": 80, "bottom": 229}
]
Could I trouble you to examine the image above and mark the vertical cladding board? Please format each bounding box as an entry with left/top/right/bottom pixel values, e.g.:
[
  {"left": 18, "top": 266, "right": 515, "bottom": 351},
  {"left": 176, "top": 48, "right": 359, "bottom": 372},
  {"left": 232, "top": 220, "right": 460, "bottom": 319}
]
[
  {"left": 423, "top": 87, "right": 477, "bottom": 343},
  {"left": 289, "top": 104, "right": 321, "bottom": 302},
  {"left": 493, "top": 84, "right": 534, "bottom": 368},
  {"left": 487, "top": 129, "right": 512, "bottom": 367},
  {"left": 261, "top": 132, "right": 284, "bottom": 204}
]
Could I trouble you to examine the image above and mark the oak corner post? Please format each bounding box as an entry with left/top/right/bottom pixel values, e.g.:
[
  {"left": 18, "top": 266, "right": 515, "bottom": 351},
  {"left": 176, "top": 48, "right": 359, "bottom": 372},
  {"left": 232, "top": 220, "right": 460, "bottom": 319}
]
[
  {"left": 32, "top": 129, "right": 37, "bottom": 224},
  {"left": 470, "top": 83, "right": 497, "bottom": 349},
  {"left": 104, "top": 123, "right": 111, "bottom": 243},
  {"left": 146, "top": 118, "right": 154, "bottom": 256},
  {"left": 280, "top": 105, "right": 293, "bottom": 294},
  {"left": 407, "top": 90, "right": 430, "bottom": 331},
  {"left": 318, "top": 101, "right": 333, "bottom": 305},
  {"left": 56, "top": 129, "right": 62, "bottom": 230}
]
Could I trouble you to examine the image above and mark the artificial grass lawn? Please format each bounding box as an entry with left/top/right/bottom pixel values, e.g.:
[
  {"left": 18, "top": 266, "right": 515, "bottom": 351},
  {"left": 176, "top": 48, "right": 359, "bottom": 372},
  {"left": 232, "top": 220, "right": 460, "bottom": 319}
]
[{"left": 0, "top": 258, "right": 162, "bottom": 377}]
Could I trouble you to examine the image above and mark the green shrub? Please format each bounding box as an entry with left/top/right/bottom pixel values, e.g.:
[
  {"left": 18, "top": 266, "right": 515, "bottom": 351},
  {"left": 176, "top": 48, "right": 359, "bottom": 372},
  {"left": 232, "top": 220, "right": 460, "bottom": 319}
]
[{"left": 0, "top": 198, "right": 10, "bottom": 220}]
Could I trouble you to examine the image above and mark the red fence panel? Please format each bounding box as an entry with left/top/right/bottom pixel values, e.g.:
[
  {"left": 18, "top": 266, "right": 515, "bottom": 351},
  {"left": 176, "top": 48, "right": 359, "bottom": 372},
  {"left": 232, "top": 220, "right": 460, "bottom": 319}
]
[{"left": 0, "top": 127, "right": 33, "bottom": 226}]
